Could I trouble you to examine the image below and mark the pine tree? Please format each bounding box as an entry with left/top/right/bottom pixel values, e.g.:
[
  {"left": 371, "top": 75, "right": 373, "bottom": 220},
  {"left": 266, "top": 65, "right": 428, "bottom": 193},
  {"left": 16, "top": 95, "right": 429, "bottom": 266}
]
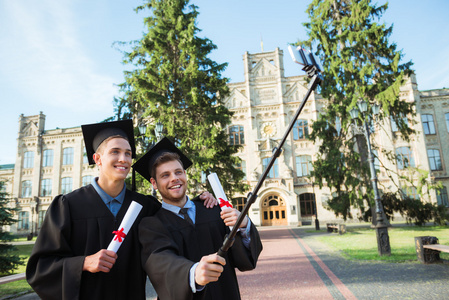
[
  {"left": 299, "top": 0, "right": 413, "bottom": 219},
  {"left": 0, "top": 181, "right": 23, "bottom": 274},
  {"left": 116, "top": 0, "right": 245, "bottom": 196}
]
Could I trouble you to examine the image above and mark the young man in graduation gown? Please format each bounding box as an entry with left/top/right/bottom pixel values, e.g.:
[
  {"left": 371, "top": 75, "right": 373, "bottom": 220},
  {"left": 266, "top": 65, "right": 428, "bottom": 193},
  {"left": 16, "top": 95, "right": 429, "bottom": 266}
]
[
  {"left": 26, "top": 120, "right": 217, "bottom": 300},
  {"left": 135, "top": 137, "right": 263, "bottom": 300}
]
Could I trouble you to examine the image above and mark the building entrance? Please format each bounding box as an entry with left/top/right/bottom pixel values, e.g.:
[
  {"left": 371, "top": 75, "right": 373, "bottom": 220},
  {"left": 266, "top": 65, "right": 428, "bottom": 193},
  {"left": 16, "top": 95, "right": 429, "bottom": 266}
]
[{"left": 261, "top": 195, "right": 287, "bottom": 226}]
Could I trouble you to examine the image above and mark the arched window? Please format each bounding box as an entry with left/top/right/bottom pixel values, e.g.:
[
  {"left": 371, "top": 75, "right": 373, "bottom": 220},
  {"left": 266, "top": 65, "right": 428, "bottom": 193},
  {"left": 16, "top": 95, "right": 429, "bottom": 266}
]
[
  {"left": 396, "top": 147, "right": 415, "bottom": 169},
  {"left": 293, "top": 119, "right": 308, "bottom": 140},
  {"left": 229, "top": 125, "right": 245, "bottom": 145}
]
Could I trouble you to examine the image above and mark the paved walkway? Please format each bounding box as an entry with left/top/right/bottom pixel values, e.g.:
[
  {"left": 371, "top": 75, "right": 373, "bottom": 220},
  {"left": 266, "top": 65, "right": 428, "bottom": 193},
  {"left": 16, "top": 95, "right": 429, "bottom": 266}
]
[
  {"left": 237, "top": 226, "right": 449, "bottom": 299},
  {"left": 7, "top": 226, "right": 449, "bottom": 299}
]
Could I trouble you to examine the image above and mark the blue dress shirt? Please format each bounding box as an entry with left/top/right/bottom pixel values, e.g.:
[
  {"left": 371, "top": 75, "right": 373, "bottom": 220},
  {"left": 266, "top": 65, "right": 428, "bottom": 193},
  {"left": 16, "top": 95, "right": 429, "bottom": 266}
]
[{"left": 91, "top": 177, "right": 126, "bottom": 217}]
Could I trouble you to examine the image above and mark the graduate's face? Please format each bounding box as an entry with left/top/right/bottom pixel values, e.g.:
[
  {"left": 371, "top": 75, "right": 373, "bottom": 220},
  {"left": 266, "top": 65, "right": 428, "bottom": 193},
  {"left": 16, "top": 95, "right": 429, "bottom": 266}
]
[
  {"left": 150, "top": 160, "right": 187, "bottom": 206},
  {"left": 93, "top": 138, "right": 132, "bottom": 182}
]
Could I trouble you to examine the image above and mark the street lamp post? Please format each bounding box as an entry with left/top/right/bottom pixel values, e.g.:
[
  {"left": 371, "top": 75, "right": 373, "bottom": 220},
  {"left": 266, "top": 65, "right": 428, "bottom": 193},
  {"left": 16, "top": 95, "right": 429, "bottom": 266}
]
[{"left": 350, "top": 99, "right": 391, "bottom": 256}]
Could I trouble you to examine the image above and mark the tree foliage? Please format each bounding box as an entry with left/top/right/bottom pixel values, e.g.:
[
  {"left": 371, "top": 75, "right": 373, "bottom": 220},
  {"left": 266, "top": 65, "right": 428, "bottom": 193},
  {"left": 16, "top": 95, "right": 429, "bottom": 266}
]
[
  {"left": 116, "top": 0, "right": 245, "bottom": 196},
  {"left": 299, "top": 0, "right": 414, "bottom": 218},
  {"left": 0, "top": 181, "right": 23, "bottom": 274}
]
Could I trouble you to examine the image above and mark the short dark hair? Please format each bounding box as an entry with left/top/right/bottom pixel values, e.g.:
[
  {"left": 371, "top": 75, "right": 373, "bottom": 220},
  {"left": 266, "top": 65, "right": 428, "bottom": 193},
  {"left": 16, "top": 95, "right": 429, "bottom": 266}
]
[{"left": 151, "top": 152, "right": 184, "bottom": 179}]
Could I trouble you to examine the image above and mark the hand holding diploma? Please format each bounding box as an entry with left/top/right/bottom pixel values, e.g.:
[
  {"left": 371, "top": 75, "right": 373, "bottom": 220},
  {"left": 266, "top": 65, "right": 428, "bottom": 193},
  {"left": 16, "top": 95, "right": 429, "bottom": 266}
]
[
  {"left": 208, "top": 173, "right": 247, "bottom": 230},
  {"left": 107, "top": 201, "right": 143, "bottom": 253}
]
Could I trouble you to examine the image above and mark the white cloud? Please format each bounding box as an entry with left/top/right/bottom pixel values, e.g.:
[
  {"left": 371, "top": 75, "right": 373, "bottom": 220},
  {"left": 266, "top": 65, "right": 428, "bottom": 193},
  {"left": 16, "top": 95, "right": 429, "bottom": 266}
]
[{"left": 0, "top": 0, "right": 116, "bottom": 113}]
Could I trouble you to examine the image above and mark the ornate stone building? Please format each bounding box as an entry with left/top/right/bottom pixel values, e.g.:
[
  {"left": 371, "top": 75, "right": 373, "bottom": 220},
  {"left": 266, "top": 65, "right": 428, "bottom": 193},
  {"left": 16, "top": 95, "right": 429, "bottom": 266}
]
[
  {"left": 1, "top": 112, "right": 97, "bottom": 235},
  {"left": 1, "top": 49, "right": 449, "bottom": 235},
  {"left": 222, "top": 48, "right": 449, "bottom": 226}
]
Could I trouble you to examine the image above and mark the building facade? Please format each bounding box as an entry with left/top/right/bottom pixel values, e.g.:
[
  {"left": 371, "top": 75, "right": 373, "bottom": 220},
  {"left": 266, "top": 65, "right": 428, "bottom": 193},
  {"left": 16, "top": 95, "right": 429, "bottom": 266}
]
[
  {"left": 222, "top": 48, "right": 449, "bottom": 226},
  {"left": 1, "top": 112, "right": 98, "bottom": 235},
  {"left": 1, "top": 49, "right": 449, "bottom": 235}
]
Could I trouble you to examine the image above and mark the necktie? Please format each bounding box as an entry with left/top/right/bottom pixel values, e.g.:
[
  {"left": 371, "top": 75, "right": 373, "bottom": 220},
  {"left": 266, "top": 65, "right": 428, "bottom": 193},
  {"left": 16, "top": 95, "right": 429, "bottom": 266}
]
[{"left": 179, "top": 208, "right": 194, "bottom": 226}]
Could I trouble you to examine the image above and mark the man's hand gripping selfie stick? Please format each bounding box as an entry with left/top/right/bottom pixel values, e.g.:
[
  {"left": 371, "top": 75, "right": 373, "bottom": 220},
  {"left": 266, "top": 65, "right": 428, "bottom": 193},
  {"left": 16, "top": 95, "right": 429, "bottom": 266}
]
[{"left": 216, "top": 46, "right": 323, "bottom": 258}]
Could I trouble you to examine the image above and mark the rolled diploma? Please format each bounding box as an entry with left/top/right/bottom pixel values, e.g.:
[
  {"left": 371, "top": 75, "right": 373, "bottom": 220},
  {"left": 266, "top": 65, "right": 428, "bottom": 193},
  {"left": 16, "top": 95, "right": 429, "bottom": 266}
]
[
  {"left": 207, "top": 173, "right": 233, "bottom": 229},
  {"left": 107, "top": 201, "right": 143, "bottom": 253}
]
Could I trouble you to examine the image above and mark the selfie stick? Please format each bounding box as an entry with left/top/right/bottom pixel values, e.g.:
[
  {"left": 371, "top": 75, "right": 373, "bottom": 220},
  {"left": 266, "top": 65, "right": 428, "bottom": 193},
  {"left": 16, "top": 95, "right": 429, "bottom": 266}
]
[{"left": 217, "top": 46, "right": 323, "bottom": 258}]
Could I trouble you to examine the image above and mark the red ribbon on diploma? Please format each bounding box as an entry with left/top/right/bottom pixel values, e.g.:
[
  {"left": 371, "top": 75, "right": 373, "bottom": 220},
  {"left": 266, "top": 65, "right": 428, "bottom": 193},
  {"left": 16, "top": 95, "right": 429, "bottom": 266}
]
[
  {"left": 112, "top": 228, "right": 126, "bottom": 243},
  {"left": 219, "top": 198, "right": 232, "bottom": 209}
]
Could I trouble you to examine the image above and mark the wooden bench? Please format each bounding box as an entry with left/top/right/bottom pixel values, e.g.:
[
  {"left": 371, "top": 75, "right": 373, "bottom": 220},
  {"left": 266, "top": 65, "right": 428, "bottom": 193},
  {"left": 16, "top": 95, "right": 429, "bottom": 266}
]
[
  {"left": 326, "top": 223, "right": 346, "bottom": 235},
  {"left": 415, "top": 236, "right": 449, "bottom": 263}
]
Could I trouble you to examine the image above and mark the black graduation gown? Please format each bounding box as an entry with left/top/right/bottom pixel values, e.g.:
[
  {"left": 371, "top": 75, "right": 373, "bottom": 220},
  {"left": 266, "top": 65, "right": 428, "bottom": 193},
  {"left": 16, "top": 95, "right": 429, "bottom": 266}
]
[
  {"left": 26, "top": 184, "right": 161, "bottom": 300},
  {"left": 139, "top": 199, "right": 263, "bottom": 300}
]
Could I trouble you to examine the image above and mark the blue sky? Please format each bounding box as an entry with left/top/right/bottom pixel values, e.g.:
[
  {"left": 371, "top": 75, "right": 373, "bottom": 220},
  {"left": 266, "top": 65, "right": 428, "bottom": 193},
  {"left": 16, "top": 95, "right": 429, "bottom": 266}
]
[{"left": 1, "top": 0, "right": 448, "bottom": 164}]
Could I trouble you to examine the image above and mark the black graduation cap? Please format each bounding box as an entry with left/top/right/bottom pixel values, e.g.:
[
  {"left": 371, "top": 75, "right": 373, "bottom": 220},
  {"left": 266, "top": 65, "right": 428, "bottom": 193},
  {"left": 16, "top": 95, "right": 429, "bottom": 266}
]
[
  {"left": 81, "top": 119, "right": 136, "bottom": 165},
  {"left": 132, "top": 137, "right": 192, "bottom": 182}
]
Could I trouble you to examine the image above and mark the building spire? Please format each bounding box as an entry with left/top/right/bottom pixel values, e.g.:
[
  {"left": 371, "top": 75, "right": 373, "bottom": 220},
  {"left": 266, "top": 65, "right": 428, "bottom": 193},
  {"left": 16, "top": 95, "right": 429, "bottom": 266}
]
[{"left": 260, "top": 35, "right": 264, "bottom": 52}]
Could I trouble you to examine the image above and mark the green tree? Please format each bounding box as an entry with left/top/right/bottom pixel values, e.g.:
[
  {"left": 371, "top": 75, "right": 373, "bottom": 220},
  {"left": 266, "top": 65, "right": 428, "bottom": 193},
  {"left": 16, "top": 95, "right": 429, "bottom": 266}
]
[
  {"left": 299, "top": 0, "right": 414, "bottom": 219},
  {"left": 0, "top": 181, "right": 23, "bottom": 274},
  {"left": 116, "top": 0, "right": 245, "bottom": 197}
]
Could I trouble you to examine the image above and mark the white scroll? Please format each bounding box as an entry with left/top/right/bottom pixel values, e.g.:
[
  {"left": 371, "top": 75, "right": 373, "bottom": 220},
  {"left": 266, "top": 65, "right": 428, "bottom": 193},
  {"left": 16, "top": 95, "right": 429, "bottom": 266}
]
[
  {"left": 107, "top": 201, "right": 143, "bottom": 253},
  {"left": 207, "top": 173, "right": 233, "bottom": 229}
]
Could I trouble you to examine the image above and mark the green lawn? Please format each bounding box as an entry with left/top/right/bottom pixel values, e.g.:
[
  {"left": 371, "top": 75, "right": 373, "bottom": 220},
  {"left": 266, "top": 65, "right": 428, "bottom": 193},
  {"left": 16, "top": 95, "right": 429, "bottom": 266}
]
[
  {"left": 316, "top": 225, "right": 449, "bottom": 262},
  {"left": 0, "top": 244, "right": 34, "bottom": 297}
]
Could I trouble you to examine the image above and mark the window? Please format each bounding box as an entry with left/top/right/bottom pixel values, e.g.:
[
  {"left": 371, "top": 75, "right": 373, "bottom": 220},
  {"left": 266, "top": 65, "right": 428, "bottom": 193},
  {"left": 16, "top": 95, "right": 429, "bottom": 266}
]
[
  {"left": 263, "top": 157, "right": 279, "bottom": 178},
  {"left": 300, "top": 193, "right": 315, "bottom": 217},
  {"left": 390, "top": 114, "right": 408, "bottom": 132},
  {"left": 422, "top": 114, "right": 436, "bottom": 135},
  {"left": 83, "top": 151, "right": 89, "bottom": 164},
  {"left": 38, "top": 210, "right": 46, "bottom": 229},
  {"left": 437, "top": 187, "right": 449, "bottom": 207},
  {"left": 445, "top": 113, "right": 449, "bottom": 132},
  {"left": 236, "top": 160, "right": 246, "bottom": 180},
  {"left": 229, "top": 125, "right": 244, "bottom": 145},
  {"left": 18, "top": 211, "right": 29, "bottom": 230},
  {"left": 23, "top": 151, "right": 34, "bottom": 168},
  {"left": 293, "top": 119, "right": 308, "bottom": 140},
  {"left": 62, "top": 147, "right": 74, "bottom": 165},
  {"left": 82, "top": 175, "right": 93, "bottom": 186},
  {"left": 61, "top": 177, "right": 73, "bottom": 194},
  {"left": 396, "top": 147, "right": 415, "bottom": 169},
  {"left": 296, "top": 155, "right": 313, "bottom": 177},
  {"left": 234, "top": 197, "right": 247, "bottom": 212},
  {"left": 42, "top": 149, "right": 54, "bottom": 167},
  {"left": 21, "top": 181, "right": 32, "bottom": 198},
  {"left": 428, "top": 149, "right": 442, "bottom": 171},
  {"left": 402, "top": 186, "right": 419, "bottom": 200},
  {"left": 40, "top": 179, "right": 52, "bottom": 196}
]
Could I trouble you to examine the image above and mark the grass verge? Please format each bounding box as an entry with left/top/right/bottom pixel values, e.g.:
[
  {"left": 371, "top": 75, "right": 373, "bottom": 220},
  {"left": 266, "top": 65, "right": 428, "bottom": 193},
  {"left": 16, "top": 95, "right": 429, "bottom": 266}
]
[
  {"left": 315, "top": 225, "right": 449, "bottom": 262},
  {"left": 0, "top": 244, "right": 34, "bottom": 297}
]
